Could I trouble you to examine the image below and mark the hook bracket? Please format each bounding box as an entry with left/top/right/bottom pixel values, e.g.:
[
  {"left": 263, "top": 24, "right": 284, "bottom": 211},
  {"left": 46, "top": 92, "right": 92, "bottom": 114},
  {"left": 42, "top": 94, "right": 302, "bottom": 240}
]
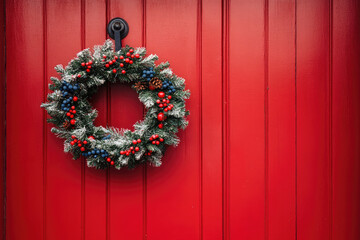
[{"left": 107, "top": 17, "right": 129, "bottom": 51}]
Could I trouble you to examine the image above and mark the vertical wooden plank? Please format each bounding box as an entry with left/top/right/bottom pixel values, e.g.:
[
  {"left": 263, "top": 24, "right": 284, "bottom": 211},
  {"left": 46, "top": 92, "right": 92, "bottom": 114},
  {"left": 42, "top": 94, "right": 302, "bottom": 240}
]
[
  {"left": 84, "top": 1, "right": 107, "bottom": 239},
  {"left": 45, "top": 0, "right": 82, "bottom": 239},
  {"left": 5, "top": 0, "right": 44, "bottom": 239},
  {"left": 296, "top": 0, "right": 331, "bottom": 239},
  {"left": 228, "top": 0, "right": 265, "bottom": 239},
  {"left": 0, "top": 0, "right": 5, "bottom": 238},
  {"left": 202, "top": 0, "right": 223, "bottom": 239},
  {"left": 146, "top": 0, "right": 200, "bottom": 239},
  {"left": 268, "top": 1, "right": 296, "bottom": 239},
  {"left": 332, "top": 0, "right": 360, "bottom": 239},
  {"left": 108, "top": 1, "right": 144, "bottom": 239}
]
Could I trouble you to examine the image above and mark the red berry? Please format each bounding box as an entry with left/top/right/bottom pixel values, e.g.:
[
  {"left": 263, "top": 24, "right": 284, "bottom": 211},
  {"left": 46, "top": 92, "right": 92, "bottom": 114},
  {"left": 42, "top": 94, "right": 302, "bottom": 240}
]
[
  {"left": 120, "top": 56, "right": 124, "bottom": 59},
  {"left": 126, "top": 152, "right": 130, "bottom": 156},
  {"left": 88, "top": 136, "right": 95, "bottom": 140},
  {"left": 149, "top": 137, "right": 153, "bottom": 141},
  {"left": 110, "top": 161, "right": 114, "bottom": 165},
  {"left": 70, "top": 114, "right": 74, "bottom": 118},
  {"left": 131, "top": 55, "right": 134, "bottom": 58},
  {"left": 81, "top": 147, "right": 85, "bottom": 151},
  {"left": 152, "top": 141, "right": 156, "bottom": 145},
  {"left": 156, "top": 141, "right": 160, "bottom": 145},
  {"left": 126, "top": 52, "right": 131, "bottom": 56},
  {"left": 169, "top": 104, "right": 174, "bottom": 108},
  {"left": 70, "top": 119, "right": 76, "bottom": 125},
  {"left": 122, "top": 70, "right": 126, "bottom": 74},
  {"left": 158, "top": 123, "right": 163, "bottom": 129},
  {"left": 162, "top": 99, "right": 166, "bottom": 103},
  {"left": 73, "top": 96, "right": 78, "bottom": 101},
  {"left": 135, "top": 54, "right": 140, "bottom": 58},
  {"left": 71, "top": 106, "right": 75, "bottom": 109},
  {"left": 86, "top": 69, "right": 90, "bottom": 72},
  {"left": 135, "top": 147, "right": 139, "bottom": 151},
  {"left": 86, "top": 62, "right": 89, "bottom": 66},
  {"left": 125, "top": 58, "right": 130, "bottom": 63},
  {"left": 156, "top": 100, "right": 161, "bottom": 104},
  {"left": 74, "top": 139, "right": 78, "bottom": 143},
  {"left": 132, "top": 151, "right": 135, "bottom": 154},
  {"left": 166, "top": 99, "right": 170, "bottom": 103},
  {"left": 167, "top": 95, "right": 172, "bottom": 99},
  {"left": 160, "top": 138, "right": 164, "bottom": 142},
  {"left": 105, "top": 64, "right": 109, "bottom": 68},
  {"left": 103, "top": 55, "right": 107, "bottom": 59},
  {"left": 129, "top": 60, "right": 133, "bottom": 64},
  {"left": 77, "top": 74, "right": 81, "bottom": 78},
  {"left": 66, "top": 112, "right": 71, "bottom": 116},
  {"left": 137, "top": 139, "right": 141, "bottom": 143},
  {"left": 164, "top": 108, "right": 168, "bottom": 112},
  {"left": 152, "top": 135, "right": 156, "bottom": 139},
  {"left": 163, "top": 103, "right": 167, "bottom": 107},
  {"left": 129, "top": 49, "right": 134, "bottom": 53},
  {"left": 155, "top": 134, "right": 159, "bottom": 139},
  {"left": 159, "top": 104, "right": 163, "bottom": 108},
  {"left": 83, "top": 140, "right": 87, "bottom": 145},
  {"left": 72, "top": 110, "right": 76, "bottom": 114},
  {"left": 158, "top": 92, "right": 165, "bottom": 98},
  {"left": 81, "top": 62, "right": 85, "bottom": 66},
  {"left": 133, "top": 140, "right": 137, "bottom": 144},
  {"left": 120, "top": 151, "right": 124, "bottom": 155},
  {"left": 157, "top": 112, "right": 165, "bottom": 121},
  {"left": 70, "top": 141, "right": 75, "bottom": 145},
  {"left": 114, "top": 56, "right": 118, "bottom": 60},
  {"left": 120, "top": 63, "right": 124, "bottom": 67},
  {"left": 78, "top": 143, "right": 82, "bottom": 147},
  {"left": 113, "top": 69, "right": 117, "bottom": 73},
  {"left": 130, "top": 146, "right": 134, "bottom": 150},
  {"left": 72, "top": 135, "right": 76, "bottom": 139},
  {"left": 109, "top": 60, "right": 113, "bottom": 65},
  {"left": 107, "top": 158, "right": 111, "bottom": 162},
  {"left": 87, "top": 65, "right": 91, "bottom": 69}
]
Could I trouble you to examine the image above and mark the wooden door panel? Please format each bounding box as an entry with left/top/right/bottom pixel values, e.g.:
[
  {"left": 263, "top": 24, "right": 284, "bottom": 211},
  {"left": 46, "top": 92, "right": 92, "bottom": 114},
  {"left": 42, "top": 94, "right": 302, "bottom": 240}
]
[
  {"left": 84, "top": 1, "right": 107, "bottom": 239},
  {"left": 6, "top": 0, "right": 45, "bottom": 239}
]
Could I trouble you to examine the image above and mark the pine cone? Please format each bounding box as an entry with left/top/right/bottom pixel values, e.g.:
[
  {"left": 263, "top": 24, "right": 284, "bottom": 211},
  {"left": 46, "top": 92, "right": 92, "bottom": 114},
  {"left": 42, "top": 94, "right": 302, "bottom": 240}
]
[
  {"left": 134, "top": 81, "right": 146, "bottom": 91},
  {"left": 63, "top": 121, "right": 71, "bottom": 129},
  {"left": 149, "top": 77, "right": 162, "bottom": 89}
]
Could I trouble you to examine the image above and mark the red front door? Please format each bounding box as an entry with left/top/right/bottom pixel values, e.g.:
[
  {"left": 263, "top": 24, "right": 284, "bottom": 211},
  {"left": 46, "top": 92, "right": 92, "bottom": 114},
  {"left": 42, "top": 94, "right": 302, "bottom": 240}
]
[{"left": 3, "top": 0, "right": 360, "bottom": 239}]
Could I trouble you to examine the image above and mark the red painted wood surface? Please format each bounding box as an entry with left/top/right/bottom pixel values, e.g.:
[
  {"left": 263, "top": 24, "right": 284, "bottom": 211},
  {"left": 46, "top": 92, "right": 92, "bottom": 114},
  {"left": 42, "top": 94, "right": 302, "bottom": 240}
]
[
  {"left": 332, "top": 0, "right": 360, "bottom": 239},
  {"left": 0, "top": 0, "right": 5, "bottom": 238},
  {"left": 3, "top": 0, "right": 360, "bottom": 240},
  {"left": 268, "top": 1, "right": 296, "bottom": 239},
  {"left": 297, "top": 0, "right": 331, "bottom": 239}
]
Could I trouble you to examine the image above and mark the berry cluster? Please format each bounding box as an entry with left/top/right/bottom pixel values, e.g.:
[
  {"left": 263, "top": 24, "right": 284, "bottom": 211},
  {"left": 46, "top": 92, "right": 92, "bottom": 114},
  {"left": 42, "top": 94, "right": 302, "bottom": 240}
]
[
  {"left": 156, "top": 92, "right": 173, "bottom": 112},
  {"left": 81, "top": 59, "right": 93, "bottom": 73},
  {"left": 149, "top": 134, "right": 164, "bottom": 145},
  {"left": 60, "top": 82, "right": 80, "bottom": 98},
  {"left": 162, "top": 79, "right": 176, "bottom": 94},
  {"left": 144, "top": 150, "right": 153, "bottom": 156},
  {"left": 60, "top": 82, "right": 80, "bottom": 125},
  {"left": 65, "top": 105, "right": 77, "bottom": 125},
  {"left": 102, "top": 48, "right": 140, "bottom": 74},
  {"left": 84, "top": 148, "right": 113, "bottom": 165},
  {"left": 70, "top": 135, "right": 88, "bottom": 152},
  {"left": 120, "top": 139, "right": 142, "bottom": 156},
  {"left": 142, "top": 67, "right": 155, "bottom": 81}
]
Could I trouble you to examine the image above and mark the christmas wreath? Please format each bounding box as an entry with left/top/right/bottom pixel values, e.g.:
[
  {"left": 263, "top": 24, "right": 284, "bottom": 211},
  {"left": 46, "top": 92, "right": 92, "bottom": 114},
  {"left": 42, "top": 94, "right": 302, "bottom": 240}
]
[{"left": 41, "top": 40, "right": 190, "bottom": 169}]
